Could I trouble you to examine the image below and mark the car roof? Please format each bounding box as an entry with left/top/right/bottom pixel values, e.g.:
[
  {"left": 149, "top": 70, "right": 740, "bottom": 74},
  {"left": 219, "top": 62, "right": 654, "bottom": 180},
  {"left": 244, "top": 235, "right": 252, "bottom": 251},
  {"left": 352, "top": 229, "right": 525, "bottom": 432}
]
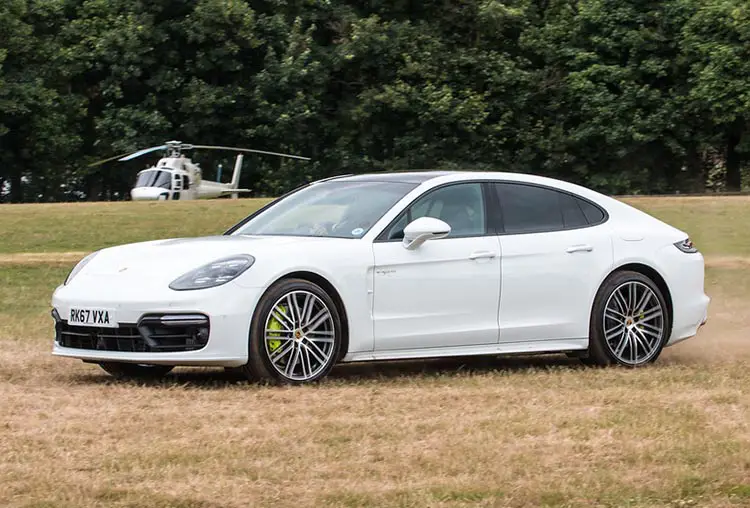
[
  {"left": 324, "top": 170, "right": 621, "bottom": 211},
  {"left": 331, "top": 171, "right": 459, "bottom": 184}
]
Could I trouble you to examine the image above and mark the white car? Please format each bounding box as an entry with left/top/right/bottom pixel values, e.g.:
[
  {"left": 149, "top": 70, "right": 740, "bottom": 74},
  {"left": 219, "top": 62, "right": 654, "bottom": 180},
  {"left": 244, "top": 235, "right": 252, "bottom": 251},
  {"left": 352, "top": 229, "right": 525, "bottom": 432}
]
[{"left": 52, "top": 171, "right": 710, "bottom": 383}]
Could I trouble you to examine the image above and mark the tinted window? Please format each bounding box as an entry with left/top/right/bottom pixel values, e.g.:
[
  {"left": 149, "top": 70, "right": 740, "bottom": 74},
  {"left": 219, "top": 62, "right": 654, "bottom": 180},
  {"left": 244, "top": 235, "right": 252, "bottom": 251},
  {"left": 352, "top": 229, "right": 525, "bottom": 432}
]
[
  {"left": 496, "top": 183, "right": 563, "bottom": 233},
  {"left": 495, "top": 183, "right": 605, "bottom": 234},
  {"left": 386, "top": 183, "right": 486, "bottom": 239},
  {"left": 559, "top": 193, "right": 587, "bottom": 228},
  {"left": 578, "top": 199, "right": 605, "bottom": 224}
]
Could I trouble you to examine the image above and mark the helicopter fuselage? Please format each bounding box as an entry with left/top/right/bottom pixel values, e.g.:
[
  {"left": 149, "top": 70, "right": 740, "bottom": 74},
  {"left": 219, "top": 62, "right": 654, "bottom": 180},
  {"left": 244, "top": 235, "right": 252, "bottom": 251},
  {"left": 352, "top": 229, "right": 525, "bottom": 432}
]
[{"left": 92, "top": 140, "right": 307, "bottom": 201}]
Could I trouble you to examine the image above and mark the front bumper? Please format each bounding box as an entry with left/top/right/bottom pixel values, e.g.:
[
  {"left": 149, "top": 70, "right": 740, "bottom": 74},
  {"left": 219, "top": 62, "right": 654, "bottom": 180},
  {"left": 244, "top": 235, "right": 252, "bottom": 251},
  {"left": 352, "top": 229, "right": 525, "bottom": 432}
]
[{"left": 51, "top": 278, "right": 263, "bottom": 367}]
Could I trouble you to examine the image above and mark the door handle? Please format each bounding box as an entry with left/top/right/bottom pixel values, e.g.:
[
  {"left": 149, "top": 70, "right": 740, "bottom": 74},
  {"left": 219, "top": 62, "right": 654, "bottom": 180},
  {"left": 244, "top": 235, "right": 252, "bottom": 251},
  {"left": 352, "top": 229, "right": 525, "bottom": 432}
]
[
  {"left": 469, "top": 251, "right": 498, "bottom": 260},
  {"left": 566, "top": 244, "right": 593, "bottom": 253}
]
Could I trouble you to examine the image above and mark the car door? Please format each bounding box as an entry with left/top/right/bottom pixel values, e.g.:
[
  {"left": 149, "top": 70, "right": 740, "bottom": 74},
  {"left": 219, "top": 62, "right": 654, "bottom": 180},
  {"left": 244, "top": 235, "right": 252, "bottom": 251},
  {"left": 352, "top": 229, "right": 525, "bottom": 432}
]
[
  {"left": 492, "top": 182, "right": 614, "bottom": 343},
  {"left": 371, "top": 182, "right": 501, "bottom": 351}
]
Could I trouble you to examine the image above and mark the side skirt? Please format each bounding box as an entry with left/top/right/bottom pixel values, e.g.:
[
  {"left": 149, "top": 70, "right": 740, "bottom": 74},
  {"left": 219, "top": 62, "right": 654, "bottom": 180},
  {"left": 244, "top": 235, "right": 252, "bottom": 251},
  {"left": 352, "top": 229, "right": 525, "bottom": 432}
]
[{"left": 342, "top": 338, "right": 588, "bottom": 363}]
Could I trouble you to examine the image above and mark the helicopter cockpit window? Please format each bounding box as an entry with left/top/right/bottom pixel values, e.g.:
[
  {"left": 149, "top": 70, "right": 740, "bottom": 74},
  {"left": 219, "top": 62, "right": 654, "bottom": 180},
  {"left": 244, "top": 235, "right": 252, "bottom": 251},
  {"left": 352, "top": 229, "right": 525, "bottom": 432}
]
[{"left": 135, "top": 170, "right": 171, "bottom": 189}]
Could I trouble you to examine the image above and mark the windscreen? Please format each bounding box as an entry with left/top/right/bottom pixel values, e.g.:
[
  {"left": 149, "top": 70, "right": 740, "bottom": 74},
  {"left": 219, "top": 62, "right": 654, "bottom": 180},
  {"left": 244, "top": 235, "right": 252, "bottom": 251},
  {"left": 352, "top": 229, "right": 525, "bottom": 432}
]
[
  {"left": 135, "top": 170, "right": 171, "bottom": 189},
  {"left": 232, "top": 180, "right": 417, "bottom": 238}
]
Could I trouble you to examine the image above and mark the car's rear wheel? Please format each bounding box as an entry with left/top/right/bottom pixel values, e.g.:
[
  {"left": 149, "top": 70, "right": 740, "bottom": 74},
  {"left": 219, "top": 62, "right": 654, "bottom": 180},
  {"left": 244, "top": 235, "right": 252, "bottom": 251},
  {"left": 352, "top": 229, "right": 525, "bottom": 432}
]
[
  {"left": 587, "top": 270, "right": 669, "bottom": 367},
  {"left": 243, "top": 278, "right": 342, "bottom": 384},
  {"left": 98, "top": 362, "right": 174, "bottom": 379}
]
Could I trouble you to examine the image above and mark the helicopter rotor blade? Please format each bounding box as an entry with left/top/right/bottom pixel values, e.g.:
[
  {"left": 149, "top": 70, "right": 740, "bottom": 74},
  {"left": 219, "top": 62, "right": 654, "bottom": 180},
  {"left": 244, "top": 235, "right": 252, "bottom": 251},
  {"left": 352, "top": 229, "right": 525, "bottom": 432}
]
[
  {"left": 87, "top": 151, "right": 135, "bottom": 168},
  {"left": 190, "top": 145, "right": 311, "bottom": 161},
  {"left": 117, "top": 145, "right": 168, "bottom": 161}
]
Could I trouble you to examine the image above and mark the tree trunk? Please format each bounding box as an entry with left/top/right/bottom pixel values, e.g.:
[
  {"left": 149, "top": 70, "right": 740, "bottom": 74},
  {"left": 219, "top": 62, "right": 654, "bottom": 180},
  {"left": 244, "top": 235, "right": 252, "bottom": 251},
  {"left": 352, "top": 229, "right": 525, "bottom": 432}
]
[
  {"left": 685, "top": 145, "right": 706, "bottom": 193},
  {"left": 725, "top": 125, "right": 743, "bottom": 192},
  {"left": 9, "top": 168, "right": 23, "bottom": 203}
]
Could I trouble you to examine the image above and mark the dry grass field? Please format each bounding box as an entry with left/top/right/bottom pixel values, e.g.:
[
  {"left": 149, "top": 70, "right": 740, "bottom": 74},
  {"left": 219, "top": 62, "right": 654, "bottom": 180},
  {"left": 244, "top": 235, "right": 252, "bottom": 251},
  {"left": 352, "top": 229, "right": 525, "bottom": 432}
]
[{"left": 1, "top": 196, "right": 749, "bottom": 508}]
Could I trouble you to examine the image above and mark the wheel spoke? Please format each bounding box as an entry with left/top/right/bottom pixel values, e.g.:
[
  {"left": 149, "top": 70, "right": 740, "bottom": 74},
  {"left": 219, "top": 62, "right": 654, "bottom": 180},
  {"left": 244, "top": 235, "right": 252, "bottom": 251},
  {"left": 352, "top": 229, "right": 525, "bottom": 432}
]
[
  {"left": 284, "top": 295, "right": 299, "bottom": 327},
  {"left": 631, "top": 329, "right": 649, "bottom": 357},
  {"left": 633, "top": 327, "right": 656, "bottom": 352},
  {"left": 605, "top": 322, "right": 625, "bottom": 341},
  {"left": 638, "top": 322, "right": 662, "bottom": 336},
  {"left": 634, "top": 290, "right": 652, "bottom": 315},
  {"left": 302, "top": 340, "right": 327, "bottom": 365},
  {"left": 612, "top": 327, "right": 626, "bottom": 355},
  {"left": 269, "top": 341, "right": 294, "bottom": 363},
  {"left": 605, "top": 309, "right": 626, "bottom": 321},
  {"left": 285, "top": 344, "right": 300, "bottom": 376},
  {"left": 271, "top": 308, "right": 295, "bottom": 331},
  {"left": 299, "top": 345, "right": 311, "bottom": 378},
  {"left": 298, "top": 293, "right": 312, "bottom": 328},
  {"left": 308, "top": 336, "right": 334, "bottom": 344},
  {"left": 628, "top": 283, "right": 636, "bottom": 314},
  {"left": 291, "top": 293, "right": 304, "bottom": 325},
  {"left": 305, "top": 309, "right": 331, "bottom": 334},
  {"left": 638, "top": 307, "right": 663, "bottom": 324},
  {"left": 613, "top": 290, "right": 629, "bottom": 315},
  {"left": 307, "top": 329, "right": 334, "bottom": 337},
  {"left": 266, "top": 335, "right": 294, "bottom": 345}
]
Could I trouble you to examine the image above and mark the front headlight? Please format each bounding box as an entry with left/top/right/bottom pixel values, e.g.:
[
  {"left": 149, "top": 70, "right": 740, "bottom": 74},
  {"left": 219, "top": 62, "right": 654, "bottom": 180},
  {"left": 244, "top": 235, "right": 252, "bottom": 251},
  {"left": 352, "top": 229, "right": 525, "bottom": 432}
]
[
  {"left": 65, "top": 251, "right": 99, "bottom": 285},
  {"left": 169, "top": 255, "right": 255, "bottom": 291}
]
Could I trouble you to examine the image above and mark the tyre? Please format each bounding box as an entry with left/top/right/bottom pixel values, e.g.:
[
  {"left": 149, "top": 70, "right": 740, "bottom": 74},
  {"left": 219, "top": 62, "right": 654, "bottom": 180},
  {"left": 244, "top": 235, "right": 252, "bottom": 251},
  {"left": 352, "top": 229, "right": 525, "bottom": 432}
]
[
  {"left": 587, "top": 270, "right": 670, "bottom": 367},
  {"left": 98, "top": 362, "right": 174, "bottom": 379},
  {"left": 243, "top": 278, "right": 342, "bottom": 384}
]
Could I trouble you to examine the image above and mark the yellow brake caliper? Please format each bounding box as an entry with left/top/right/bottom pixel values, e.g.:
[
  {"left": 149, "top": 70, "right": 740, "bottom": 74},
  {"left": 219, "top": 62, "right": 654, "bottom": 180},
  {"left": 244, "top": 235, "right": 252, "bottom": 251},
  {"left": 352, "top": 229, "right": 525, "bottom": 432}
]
[{"left": 267, "top": 305, "right": 286, "bottom": 352}]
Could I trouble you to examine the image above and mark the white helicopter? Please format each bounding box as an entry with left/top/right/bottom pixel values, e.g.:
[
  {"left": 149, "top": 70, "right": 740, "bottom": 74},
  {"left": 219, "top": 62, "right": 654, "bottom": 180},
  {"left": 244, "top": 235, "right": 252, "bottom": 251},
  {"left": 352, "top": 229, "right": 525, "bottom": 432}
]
[{"left": 91, "top": 141, "right": 310, "bottom": 201}]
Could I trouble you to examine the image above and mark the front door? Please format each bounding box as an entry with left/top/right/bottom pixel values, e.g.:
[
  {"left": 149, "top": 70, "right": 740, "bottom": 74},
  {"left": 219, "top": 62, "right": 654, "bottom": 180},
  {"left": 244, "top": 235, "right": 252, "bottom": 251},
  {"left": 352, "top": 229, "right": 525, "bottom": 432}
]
[{"left": 372, "top": 183, "right": 501, "bottom": 351}]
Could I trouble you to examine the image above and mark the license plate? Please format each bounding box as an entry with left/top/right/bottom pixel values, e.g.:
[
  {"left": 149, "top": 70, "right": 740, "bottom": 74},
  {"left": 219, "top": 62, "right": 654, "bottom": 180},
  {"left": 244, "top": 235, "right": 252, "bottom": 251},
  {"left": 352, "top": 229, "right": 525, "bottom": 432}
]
[{"left": 69, "top": 308, "right": 117, "bottom": 328}]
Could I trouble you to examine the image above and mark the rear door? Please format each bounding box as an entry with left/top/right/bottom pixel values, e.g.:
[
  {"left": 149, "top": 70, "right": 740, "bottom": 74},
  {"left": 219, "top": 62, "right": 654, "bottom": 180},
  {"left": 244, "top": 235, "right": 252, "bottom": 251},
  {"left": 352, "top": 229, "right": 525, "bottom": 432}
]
[{"left": 492, "top": 182, "right": 613, "bottom": 343}]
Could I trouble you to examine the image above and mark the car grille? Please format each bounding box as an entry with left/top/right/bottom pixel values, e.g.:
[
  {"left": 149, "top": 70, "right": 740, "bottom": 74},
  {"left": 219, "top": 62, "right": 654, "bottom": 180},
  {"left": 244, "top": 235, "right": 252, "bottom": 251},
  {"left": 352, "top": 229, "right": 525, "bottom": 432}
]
[
  {"left": 57, "top": 323, "right": 148, "bottom": 352},
  {"left": 55, "top": 314, "right": 210, "bottom": 353}
]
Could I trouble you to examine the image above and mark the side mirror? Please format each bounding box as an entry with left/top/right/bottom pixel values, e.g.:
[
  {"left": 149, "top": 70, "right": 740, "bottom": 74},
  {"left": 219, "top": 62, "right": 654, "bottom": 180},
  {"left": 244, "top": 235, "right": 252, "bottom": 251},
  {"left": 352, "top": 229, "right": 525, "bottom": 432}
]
[{"left": 402, "top": 217, "right": 451, "bottom": 250}]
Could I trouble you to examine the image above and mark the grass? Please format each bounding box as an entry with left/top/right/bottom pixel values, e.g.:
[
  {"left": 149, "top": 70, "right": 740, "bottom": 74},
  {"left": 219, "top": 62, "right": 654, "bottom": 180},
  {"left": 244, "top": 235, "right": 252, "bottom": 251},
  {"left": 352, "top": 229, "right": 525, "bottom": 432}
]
[
  {"left": 0, "top": 199, "right": 270, "bottom": 254},
  {"left": 628, "top": 196, "right": 750, "bottom": 258},
  {"left": 1, "top": 196, "right": 749, "bottom": 257},
  {"left": 1, "top": 196, "right": 750, "bottom": 507}
]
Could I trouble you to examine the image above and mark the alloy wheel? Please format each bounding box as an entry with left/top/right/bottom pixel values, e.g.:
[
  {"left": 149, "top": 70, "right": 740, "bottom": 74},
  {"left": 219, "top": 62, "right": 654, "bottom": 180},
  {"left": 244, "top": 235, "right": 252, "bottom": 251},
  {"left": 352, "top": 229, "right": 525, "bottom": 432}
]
[
  {"left": 263, "top": 290, "right": 336, "bottom": 381},
  {"left": 603, "top": 281, "right": 665, "bottom": 365}
]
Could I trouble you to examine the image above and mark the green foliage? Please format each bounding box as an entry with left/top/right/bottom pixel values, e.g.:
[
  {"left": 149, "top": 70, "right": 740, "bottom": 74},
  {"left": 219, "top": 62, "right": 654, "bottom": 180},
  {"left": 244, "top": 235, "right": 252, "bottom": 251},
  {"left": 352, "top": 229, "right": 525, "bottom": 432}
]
[{"left": 0, "top": 0, "right": 748, "bottom": 201}]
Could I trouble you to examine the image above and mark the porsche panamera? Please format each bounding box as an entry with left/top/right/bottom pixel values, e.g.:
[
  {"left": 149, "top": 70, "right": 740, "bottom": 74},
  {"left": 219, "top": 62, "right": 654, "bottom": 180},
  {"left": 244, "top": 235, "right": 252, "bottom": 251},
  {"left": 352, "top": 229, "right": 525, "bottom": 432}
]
[{"left": 51, "top": 171, "right": 710, "bottom": 383}]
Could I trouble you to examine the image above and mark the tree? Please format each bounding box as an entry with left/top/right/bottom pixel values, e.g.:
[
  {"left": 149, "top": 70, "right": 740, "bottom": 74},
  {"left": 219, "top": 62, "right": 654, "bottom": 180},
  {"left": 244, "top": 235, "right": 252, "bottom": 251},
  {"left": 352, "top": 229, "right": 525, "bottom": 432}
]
[{"left": 682, "top": 0, "right": 750, "bottom": 191}]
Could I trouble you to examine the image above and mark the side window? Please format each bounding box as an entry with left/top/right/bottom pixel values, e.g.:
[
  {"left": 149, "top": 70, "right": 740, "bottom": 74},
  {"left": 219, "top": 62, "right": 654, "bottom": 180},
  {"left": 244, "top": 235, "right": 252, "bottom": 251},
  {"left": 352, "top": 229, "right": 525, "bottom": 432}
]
[
  {"left": 494, "top": 183, "right": 606, "bottom": 234},
  {"left": 386, "top": 183, "right": 486, "bottom": 240},
  {"left": 495, "top": 183, "right": 563, "bottom": 234},
  {"left": 559, "top": 193, "right": 587, "bottom": 228},
  {"left": 578, "top": 198, "right": 605, "bottom": 224}
]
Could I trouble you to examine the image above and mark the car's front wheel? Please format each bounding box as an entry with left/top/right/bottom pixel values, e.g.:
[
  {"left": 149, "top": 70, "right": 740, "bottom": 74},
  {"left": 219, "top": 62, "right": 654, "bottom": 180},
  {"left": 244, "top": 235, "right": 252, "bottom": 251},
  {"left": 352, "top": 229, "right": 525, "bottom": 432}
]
[
  {"left": 98, "top": 362, "right": 174, "bottom": 379},
  {"left": 587, "top": 270, "right": 669, "bottom": 366},
  {"left": 244, "top": 278, "right": 342, "bottom": 384}
]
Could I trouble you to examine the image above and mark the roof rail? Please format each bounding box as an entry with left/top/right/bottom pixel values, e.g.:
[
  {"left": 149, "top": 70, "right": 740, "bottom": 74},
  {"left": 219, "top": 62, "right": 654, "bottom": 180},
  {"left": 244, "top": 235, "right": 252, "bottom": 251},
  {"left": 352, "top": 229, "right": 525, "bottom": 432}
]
[{"left": 311, "top": 173, "right": 354, "bottom": 184}]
